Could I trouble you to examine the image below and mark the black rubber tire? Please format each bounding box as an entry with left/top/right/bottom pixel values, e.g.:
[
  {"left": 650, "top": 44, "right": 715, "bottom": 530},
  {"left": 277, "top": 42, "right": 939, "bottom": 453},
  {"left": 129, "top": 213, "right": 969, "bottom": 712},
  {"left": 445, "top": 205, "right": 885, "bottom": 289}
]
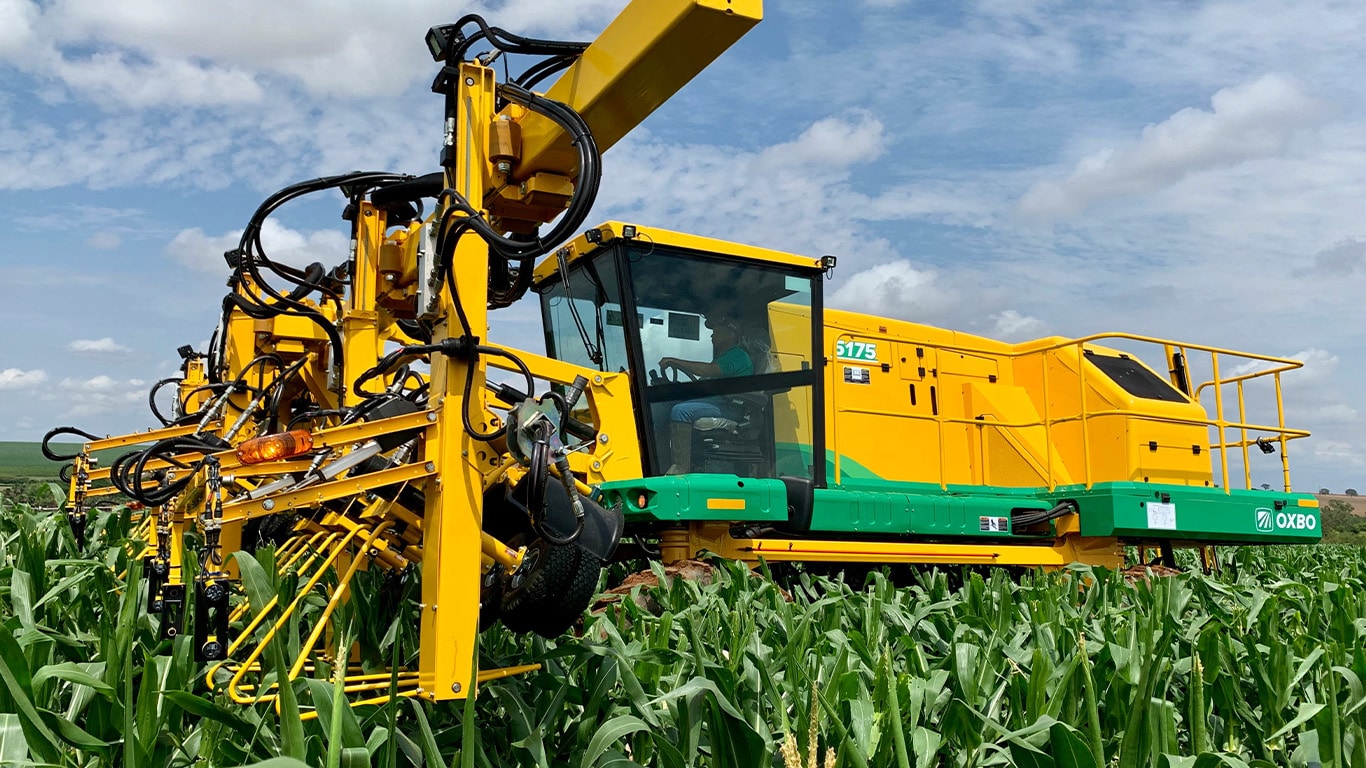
[
  {"left": 528, "top": 548, "right": 602, "bottom": 638},
  {"left": 499, "top": 538, "right": 602, "bottom": 638}
]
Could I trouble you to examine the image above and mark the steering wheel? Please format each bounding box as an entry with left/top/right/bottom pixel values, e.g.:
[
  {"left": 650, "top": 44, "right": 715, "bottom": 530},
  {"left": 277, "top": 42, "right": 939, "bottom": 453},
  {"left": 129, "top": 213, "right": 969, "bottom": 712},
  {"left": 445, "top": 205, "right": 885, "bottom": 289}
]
[{"left": 659, "top": 359, "right": 698, "bottom": 383}]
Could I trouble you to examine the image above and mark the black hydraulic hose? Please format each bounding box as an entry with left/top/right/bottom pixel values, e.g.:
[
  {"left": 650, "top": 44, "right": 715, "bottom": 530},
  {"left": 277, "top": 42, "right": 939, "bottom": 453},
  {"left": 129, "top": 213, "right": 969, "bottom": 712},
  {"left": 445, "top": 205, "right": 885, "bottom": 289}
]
[
  {"left": 107, "top": 450, "right": 140, "bottom": 498},
  {"left": 223, "top": 292, "right": 345, "bottom": 379},
  {"left": 287, "top": 262, "right": 327, "bottom": 302},
  {"left": 246, "top": 355, "right": 310, "bottom": 434},
  {"left": 352, "top": 347, "right": 427, "bottom": 401},
  {"left": 396, "top": 319, "right": 432, "bottom": 344},
  {"left": 488, "top": 253, "right": 534, "bottom": 310},
  {"left": 234, "top": 172, "right": 405, "bottom": 298},
  {"left": 369, "top": 173, "right": 444, "bottom": 208},
  {"left": 352, "top": 337, "right": 533, "bottom": 441},
  {"left": 405, "top": 380, "right": 430, "bottom": 405},
  {"left": 443, "top": 14, "right": 589, "bottom": 64},
  {"left": 460, "top": 344, "right": 536, "bottom": 441},
  {"left": 288, "top": 409, "right": 348, "bottom": 430},
  {"left": 235, "top": 353, "right": 286, "bottom": 394},
  {"left": 117, "top": 435, "right": 227, "bottom": 507},
  {"left": 513, "top": 54, "right": 578, "bottom": 92},
  {"left": 148, "top": 377, "right": 183, "bottom": 427},
  {"left": 178, "top": 382, "right": 231, "bottom": 417},
  {"left": 229, "top": 172, "right": 409, "bottom": 375},
  {"left": 429, "top": 83, "right": 600, "bottom": 329},
  {"left": 435, "top": 82, "right": 601, "bottom": 265},
  {"left": 206, "top": 307, "right": 229, "bottom": 384},
  {"left": 1011, "top": 501, "right": 1077, "bottom": 532},
  {"left": 42, "top": 426, "right": 100, "bottom": 462}
]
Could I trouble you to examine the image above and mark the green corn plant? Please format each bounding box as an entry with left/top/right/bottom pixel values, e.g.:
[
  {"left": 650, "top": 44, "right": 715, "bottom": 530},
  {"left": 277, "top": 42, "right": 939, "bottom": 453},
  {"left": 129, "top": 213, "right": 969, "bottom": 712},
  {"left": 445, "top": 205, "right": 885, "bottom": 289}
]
[{"left": 7, "top": 491, "right": 1366, "bottom": 767}]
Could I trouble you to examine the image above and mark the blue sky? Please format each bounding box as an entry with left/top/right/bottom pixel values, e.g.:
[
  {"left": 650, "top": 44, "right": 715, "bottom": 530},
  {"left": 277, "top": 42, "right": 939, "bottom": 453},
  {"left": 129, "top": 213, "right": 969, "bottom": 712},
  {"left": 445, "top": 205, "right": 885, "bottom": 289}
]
[{"left": 1, "top": 0, "right": 1362, "bottom": 493}]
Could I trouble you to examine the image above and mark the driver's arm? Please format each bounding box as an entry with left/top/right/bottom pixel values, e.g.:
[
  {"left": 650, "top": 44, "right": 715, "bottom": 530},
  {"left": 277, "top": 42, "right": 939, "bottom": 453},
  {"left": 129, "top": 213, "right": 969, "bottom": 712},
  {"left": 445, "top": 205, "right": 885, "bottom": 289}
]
[
  {"left": 662, "top": 347, "right": 751, "bottom": 379},
  {"left": 660, "top": 357, "right": 722, "bottom": 378}
]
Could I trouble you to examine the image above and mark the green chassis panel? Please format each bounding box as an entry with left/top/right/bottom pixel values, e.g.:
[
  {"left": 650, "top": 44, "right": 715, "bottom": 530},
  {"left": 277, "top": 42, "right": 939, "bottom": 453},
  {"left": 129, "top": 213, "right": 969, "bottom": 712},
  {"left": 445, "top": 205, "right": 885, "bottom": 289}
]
[
  {"left": 600, "top": 475, "right": 790, "bottom": 523},
  {"left": 1060, "top": 482, "right": 1320, "bottom": 544},
  {"left": 600, "top": 475, "right": 1321, "bottom": 545}
]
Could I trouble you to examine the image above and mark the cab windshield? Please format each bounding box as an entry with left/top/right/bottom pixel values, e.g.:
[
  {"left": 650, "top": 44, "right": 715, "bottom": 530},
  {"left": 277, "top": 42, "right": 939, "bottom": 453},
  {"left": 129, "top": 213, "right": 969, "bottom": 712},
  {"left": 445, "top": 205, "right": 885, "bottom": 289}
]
[{"left": 541, "top": 240, "right": 821, "bottom": 481}]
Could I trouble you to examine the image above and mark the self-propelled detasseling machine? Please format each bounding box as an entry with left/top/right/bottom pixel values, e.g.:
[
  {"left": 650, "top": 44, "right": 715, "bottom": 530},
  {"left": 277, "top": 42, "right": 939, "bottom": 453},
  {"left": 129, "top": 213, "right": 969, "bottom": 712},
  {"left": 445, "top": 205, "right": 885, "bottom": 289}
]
[{"left": 43, "top": 0, "right": 1319, "bottom": 709}]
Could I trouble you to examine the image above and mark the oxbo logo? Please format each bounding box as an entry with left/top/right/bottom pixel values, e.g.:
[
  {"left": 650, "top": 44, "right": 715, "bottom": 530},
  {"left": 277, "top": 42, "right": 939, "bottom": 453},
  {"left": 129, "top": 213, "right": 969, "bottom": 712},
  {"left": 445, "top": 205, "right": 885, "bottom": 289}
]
[
  {"left": 1256, "top": 507, "right": 1317, "bottom": 532},
  {"left": 1278, "top": 512, "right": 1317, "bottom": 530},
  {"left": 1254, "top": 508, "right": 1273, "bottom": 532}
]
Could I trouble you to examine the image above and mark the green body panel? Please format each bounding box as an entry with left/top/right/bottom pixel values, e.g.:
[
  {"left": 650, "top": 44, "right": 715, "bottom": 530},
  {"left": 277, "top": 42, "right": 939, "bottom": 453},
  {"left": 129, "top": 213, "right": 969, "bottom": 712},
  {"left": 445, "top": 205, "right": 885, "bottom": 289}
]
[
  {"left": 604, "top": 469, "right": 1322, "bottom": 545},
  {"left": 599, "top": 475, "right": 789, "bottom": 523},
  {"left": 810, "top": 479, "right": 1047, "bottom": 539},
  {"left": 1060, "top": 482, "right": 1320, "bottom": 544}
]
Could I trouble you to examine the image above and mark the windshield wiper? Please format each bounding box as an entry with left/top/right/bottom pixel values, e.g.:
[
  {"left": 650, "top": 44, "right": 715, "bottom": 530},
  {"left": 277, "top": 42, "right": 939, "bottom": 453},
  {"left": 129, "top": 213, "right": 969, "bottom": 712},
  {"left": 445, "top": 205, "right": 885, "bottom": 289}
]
[{"left": 556, "top": 249, "right": 602, "bottom": 365}]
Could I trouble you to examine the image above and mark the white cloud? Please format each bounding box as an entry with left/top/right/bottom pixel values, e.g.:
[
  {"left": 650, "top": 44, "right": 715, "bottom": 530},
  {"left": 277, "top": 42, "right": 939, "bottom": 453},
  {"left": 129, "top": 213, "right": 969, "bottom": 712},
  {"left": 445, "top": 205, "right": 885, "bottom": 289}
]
[
  {"left": 826, "top": 260, "right": 1045, "bottom": 341},
  {"left": 84, "top": 231, "right": 122, "bottom": 250},
  {"left": 52, "top": 375, "right": 148, "bottom": 418},
  {"left": 1018, "top": 74, "right": 1327, "bottom": 218},
  {"left": 19, "top": 0, "right": 624, "bottom": 100},
  {"left": 1308, "top": 403, "right": 1358, "bottom": 423},
  {"left": 165, "top": 219, "right": 349, "bottom": 274},
  {"left": 751, "top": 110, "right": 887, "bottom": 174},
  {"left": 0, "top": 98, "right": 437, "bottom": 191},
  {"left": 600, "top": 111, "right": 902, "bottom": 261},
  {"left": 829, "top": 261, "right": 945, "bottom": 319},
  {"left": 0, "top": 368, "right": 47, "bottom": 390},
  {"left": 68, "top": 337, "right": 131, "bottom": 356},
  {"left": 53, "top": 53, "right": 263, "bottom": 108},
  {"left": 0, "top": 0, "right": 37, "bottom": 57},
  {"left": 990, "top": 310, "right": 1047, "bottom": 341},
  {"left": 1229, "top": 347, "right": 1340, "bottom": 386},
  {"left": 59, "top": 374, "right": 121, "bottom": 391},
  {"left": 1307, "top": 439, "right": 1366, "bottom": 468}
]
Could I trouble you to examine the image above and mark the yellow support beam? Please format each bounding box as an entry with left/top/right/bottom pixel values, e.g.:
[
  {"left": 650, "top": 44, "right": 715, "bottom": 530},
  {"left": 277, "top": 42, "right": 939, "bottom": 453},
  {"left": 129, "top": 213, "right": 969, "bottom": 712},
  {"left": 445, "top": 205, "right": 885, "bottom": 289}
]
[
  {"left": 81, "top": 421, "right": 223, "bottom": 453},
  {"left": 684, "top": 522, "right": 1124, "bottom": 569},
  {"left": 419, "top": 61, "right": 497, "bottom": 703},
  {"left": 514, "top": 0, "right": 762, "bottom": 178}
]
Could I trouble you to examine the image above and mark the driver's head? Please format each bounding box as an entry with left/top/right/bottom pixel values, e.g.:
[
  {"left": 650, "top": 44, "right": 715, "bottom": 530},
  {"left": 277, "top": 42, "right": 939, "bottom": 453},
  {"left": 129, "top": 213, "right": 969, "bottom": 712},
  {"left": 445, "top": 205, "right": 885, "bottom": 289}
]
[{"left": 706, "top": 316, "right": 740, "bottom": 346}]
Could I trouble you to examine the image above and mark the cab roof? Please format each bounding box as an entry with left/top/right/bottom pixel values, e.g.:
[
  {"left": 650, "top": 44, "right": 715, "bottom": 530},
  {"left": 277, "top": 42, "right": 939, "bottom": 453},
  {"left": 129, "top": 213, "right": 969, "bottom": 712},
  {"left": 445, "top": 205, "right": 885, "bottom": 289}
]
[{"left": 531, "top": 221, "right": 826, "bottom": 287}]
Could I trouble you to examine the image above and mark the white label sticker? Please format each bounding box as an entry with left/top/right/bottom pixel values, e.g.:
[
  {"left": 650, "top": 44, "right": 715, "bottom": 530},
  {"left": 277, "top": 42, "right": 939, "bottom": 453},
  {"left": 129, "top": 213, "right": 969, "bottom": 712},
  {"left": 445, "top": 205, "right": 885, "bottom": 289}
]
[
  {"left": 843, "top": 366, "right": 870, "bottom": 384},
  {"left": 1147, "top": 502, "right": 1177, "bottom": 530},
  {"left": 979, "top": 516, "right": 1009, "bottom": 532}
]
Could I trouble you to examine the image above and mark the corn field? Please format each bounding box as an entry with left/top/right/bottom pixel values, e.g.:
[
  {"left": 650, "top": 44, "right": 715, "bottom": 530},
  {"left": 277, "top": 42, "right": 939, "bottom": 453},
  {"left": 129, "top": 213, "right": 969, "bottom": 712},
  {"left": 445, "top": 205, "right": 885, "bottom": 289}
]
[{"left": 1, "top": 494, "right": 1364, "bottom": 767}]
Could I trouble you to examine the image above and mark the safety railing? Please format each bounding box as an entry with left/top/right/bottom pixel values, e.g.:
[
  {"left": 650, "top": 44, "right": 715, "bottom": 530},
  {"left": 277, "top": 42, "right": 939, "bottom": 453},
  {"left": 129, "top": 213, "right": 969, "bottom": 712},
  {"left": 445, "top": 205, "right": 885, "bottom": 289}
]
[{"left": 829, "top": 331, "right": 1308, "bottom": 492}]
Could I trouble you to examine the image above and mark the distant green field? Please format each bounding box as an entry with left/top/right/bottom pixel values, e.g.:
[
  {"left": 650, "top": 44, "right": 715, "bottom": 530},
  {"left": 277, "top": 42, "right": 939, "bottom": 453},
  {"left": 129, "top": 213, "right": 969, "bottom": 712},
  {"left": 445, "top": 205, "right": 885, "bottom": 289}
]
[{"left": 0, "top": 441, "right": 142, "bottom": 480}]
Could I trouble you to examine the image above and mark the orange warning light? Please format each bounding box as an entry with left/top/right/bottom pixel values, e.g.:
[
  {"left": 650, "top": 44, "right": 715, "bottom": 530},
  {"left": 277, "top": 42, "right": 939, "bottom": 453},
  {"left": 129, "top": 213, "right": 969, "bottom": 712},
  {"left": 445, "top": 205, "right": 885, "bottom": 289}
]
[{"left": 236, "top": 430, "right": 314, "bottom": 465}]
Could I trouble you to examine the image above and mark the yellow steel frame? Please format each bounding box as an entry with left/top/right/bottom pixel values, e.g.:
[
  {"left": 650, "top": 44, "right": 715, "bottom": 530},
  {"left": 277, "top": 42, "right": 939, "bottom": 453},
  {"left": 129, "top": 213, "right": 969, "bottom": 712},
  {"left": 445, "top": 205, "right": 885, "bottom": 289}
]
[
  {"left": 513, "top": 2, "right": 762, "bottom": 183},
  {"left": 411, "top": 60, "right": 497, "bottom": 703},
  {"left": 671, "top": 519, "right": 1123, "bottom": 569}
]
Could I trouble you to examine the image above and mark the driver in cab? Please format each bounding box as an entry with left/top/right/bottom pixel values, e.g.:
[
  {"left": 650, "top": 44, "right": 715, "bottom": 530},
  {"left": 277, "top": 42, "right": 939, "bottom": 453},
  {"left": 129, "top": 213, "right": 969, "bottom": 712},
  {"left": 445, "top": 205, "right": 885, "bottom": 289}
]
[
  {"left": 659, "top": 317, "right": 753, "bottom": 381},
  {"left": 659, "top": 317, "right": 753, "bottom": 474}
]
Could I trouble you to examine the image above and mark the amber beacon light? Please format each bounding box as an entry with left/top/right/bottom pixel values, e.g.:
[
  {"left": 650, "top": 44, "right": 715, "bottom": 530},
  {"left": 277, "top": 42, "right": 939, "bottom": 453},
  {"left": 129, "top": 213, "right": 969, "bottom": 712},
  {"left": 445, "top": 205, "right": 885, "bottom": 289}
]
[{"left": 235, "top": 430, "right": 314, "bottom": 465}]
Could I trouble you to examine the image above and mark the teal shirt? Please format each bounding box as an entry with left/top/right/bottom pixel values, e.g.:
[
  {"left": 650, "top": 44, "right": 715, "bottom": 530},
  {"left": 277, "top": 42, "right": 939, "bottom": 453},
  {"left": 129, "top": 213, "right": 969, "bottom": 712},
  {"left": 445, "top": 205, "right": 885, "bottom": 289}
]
[{"left": 716, "top": 345, "right": 753, "bottom": 377}]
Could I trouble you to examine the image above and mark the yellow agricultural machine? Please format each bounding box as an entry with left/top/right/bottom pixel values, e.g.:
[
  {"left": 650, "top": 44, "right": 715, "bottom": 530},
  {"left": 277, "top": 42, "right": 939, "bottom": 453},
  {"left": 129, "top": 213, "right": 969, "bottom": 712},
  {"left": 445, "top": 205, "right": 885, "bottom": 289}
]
[{"left": 44, "top": 0, "right": 1318, "bottom": 709}]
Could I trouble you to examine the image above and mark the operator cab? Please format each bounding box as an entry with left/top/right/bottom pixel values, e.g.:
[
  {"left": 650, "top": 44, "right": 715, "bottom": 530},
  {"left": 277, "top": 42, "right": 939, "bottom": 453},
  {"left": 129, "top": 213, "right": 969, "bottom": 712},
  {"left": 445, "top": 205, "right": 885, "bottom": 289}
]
[{"left": 535, "top": 223, "right": 827, "bottom": 483}]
